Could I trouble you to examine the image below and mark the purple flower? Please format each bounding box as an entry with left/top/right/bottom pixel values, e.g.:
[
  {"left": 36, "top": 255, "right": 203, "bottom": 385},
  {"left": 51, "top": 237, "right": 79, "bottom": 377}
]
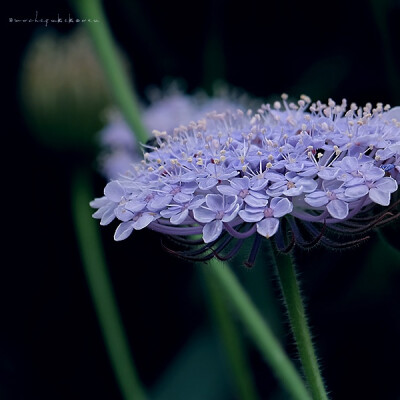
[
  {"left": 266, "top": 172, "right": 318, "bottom": 197},
  {"left": 217, "top": 176, "right": 269, "bottom": 207},
  {"left": 304, "top": 184, "right": 351, "bottom": 220},
  {"left": 160, "top": 195, "right": 205, "bottom": 225},
  {"left": 193, "top": 195, "right": 241, "bottom": 243},
  {"left": 239, "top": 197, "right": 293, "bottom": 238}
]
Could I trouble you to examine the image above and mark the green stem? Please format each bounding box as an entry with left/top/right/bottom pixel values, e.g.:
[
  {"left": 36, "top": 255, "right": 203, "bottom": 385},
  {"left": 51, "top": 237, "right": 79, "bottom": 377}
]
[
  {"left": 71, "top": 168, "right": 147, "bottom": 400},
  {"left": 206, "top": 258, "right": 312, "bottom": 400},
  {"left": 202, "top": 269, "right": 260, "bottom": 400},
  {"left": 274, "top": 252, "right": 328, "bottom": 400},
  {"left": 72, "top": 0, "right": 149, "bottom": 144}
]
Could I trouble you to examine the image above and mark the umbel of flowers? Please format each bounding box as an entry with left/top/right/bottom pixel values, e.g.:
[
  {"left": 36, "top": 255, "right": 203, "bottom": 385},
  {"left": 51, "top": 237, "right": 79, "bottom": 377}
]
[{"left": 91, "top": 95, "right": 400, "bottom": 264}]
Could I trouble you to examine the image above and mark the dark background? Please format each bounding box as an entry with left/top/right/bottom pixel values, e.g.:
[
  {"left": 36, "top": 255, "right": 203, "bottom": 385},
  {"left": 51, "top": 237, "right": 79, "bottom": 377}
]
[{"left": 4, "top": 0, "right": 400, "bottom": 399}]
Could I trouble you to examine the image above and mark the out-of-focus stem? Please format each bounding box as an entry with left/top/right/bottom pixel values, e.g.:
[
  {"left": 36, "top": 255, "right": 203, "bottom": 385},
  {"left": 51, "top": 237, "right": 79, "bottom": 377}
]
[
  {"left": 71, "top": 168, "right": 147, "bottom": 400},
  {"left": 72, "top": 0, "right": 149, "bottom": 144},
  {"left": 202, "top": 268, "right": 260, "bottom": 400}
]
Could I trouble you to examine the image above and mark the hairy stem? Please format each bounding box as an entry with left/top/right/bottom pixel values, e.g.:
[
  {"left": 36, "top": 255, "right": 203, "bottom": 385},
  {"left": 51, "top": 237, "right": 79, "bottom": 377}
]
[
  {"left": 207, "top": 258, "right": 312, "bottom": 400},
  {"left": 72, "top": 0, "right": 149, "bottom": 144},
  {"left": 274, "top": 252, "right": 329, "bottom": 400},
  {"left": 71, "top": 168, "right": 147, "bottom": 400}
]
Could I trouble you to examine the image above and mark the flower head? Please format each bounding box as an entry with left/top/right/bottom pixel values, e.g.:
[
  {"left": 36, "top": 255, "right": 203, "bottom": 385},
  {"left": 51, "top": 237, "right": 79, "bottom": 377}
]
[{"left": 91, "top": 95, "right": 400, "bottom": 266}]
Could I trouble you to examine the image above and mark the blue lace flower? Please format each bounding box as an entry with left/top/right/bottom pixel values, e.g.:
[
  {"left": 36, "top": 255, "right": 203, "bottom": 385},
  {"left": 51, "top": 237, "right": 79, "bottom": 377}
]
[{"left": 91, "top": 95, "right": 400, "bottom": 266}]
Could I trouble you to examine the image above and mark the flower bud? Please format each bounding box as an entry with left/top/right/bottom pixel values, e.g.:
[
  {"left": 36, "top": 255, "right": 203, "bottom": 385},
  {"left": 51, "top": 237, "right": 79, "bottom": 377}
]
[{"left": 19, "top": 27, "right": 113, "bottom": 153}]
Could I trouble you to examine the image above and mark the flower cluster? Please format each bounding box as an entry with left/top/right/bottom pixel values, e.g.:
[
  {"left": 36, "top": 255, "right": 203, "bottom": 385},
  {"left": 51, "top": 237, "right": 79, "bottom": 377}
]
[
  {"left": 91, "top": 95, "right": 400, "bottom": 262},
  {"left": 97, "top": 86, "right": 251, "bottom": 179}
]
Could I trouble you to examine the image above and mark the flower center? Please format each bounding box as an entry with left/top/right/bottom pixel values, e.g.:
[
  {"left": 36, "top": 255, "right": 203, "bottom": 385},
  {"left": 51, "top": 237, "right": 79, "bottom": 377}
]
[
  {"left": 171, "top": 186, "right": 181, "bottom": 195},
  {"left": 326, "top": 191, "right": 336, "bottom": 200},
  {"left": 239, "top": 189, "right": 249, "bottom": 198},
  {"left": 264, "top": 207, "right": 274, "bottom": 218},
  {"left": 215, "top": 210, "right": 225, "bottom": 220},
  {"left": 145, "top": 193, "right": 154, "bottom": 202},
  {"left": 287, "top": 181, "right": 296, "bottom": 189}
]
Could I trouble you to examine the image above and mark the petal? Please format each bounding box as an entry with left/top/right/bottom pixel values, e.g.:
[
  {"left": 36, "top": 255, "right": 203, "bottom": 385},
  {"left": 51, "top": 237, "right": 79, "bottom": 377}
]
[
  {"left": 224, "top": 196, "right": 239, "bottom": 214},
  {"left": 203, "top": 220, "right": 223, "bottom": 243},
  {"left": 100, "top": 205, "right": 117, "bottom": 226},
  {"left": 90, "top": 196, "right": 109, "bottom": 209},
  {"left": 230, "top": 177, "right": 250, "bottom": 190},
  {"left": 188, "top": 195, "right": 206, "bottom": 209},
  {"left": 344, "top": 185, "right": 369, "bottom": 198},
  {"left": 271, "top": 198, "right": 293, "bottom": 218},
  {"left": 133, "top": 213, "right": 155, "bottom": 230},
  {"left": 217, "top": 185, "right": 239, "bottom": 196},
  {"left": 327, "top": 199, "right": 349, "bottom": 219},
  {"left": 264, "top": 172, "right": 285, "bottom": 182},
  {"left": 317, "top": 168, "right": 339, "bottom": 180},
  {"left": 198, "top": 177, "right": 218, "bottom": 190},
  {"left": 170, "top": 208, "right": 189, "bottom": 225},
  {"left": 375, "top": 177, "right": 398, "bottom": 193},
  {"left": 250, "top": 178, "right": 269, "bottom": 190},
  {"left": 256, "top": 218, "right": 280, "bottom": 238},
  {"left": 181, "top": 171, "right": 198, "bottom": 182},
  {"left": 221, "top": 170, "right": 239, "bottom": 179},
  {"left": 384, "top": 106, "right": 400, "bottom": 121},
  {"left": 283, "top": 186, "right": 303, "bottom": 196},
  {"left": 193, "top": 207, "right": 216, "bottom": 223},
  {"left": 114, "top": 221, "right": 135, "bottom": 241},
  {"left": 125, "top": 200, "right": 146, "bottom": 213},
  {"left": 205, "top": 194, "right": 224, "bottom": 210},
  {"left": 268, "top": 181, "right": 287, "bottom": 191},
  {"left": 298, "top": 167, "right": 318, "bottom": 177},
  {"left": 340, "top": 156, "right": 358, "bottom": 171},
  {"left": 296, "top": 178, "right": 318, "bottom": 192},
  {"left": 363, "top": 166, "right": 385, "bottom": 182},
  {"left": 369, "top": 188, "right": 391, "bottom": 206},
  {"left": 160, "top": 207, "right": 181, "bottom": 218},
  {"left": 222, "top": 204, "right": 240, "bottom": 222},
  {"left": 104, "top": 181, "right": 125, "bottom": 202},
  {"left": 376, "top": 148, "right": 395, "bottom": 161},
  {"left": 239, "top": 210, "right": 264, "bottom": 222},
  {"left": 92, "top": 204, "right": 109, "bottom": 219},
  {"left": 180, "top": 182, "right": 198, "bottom": 194},
  {"left": 115, "top": 206, "right": 134, "bottom": 222},
  {"left": 173, "top": 192, "right": 192, "bottom": 203},
  {"left": 244, "top": 194, "right": 269, "bottom": 207},
  {"left": 148, "top": 195, "right": 172, "bottom": 211},
  {"left": 304, "top": 192, "right": 329, "bottom": 207},
  {"left": 286, "top": 162, "right": 304, "bottom": 172}
]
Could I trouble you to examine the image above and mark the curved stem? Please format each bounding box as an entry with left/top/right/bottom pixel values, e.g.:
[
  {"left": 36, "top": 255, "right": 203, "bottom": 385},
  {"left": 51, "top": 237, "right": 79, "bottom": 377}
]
[
  {"left": 71, "top": 168, "right": 147, "bottom": 400},
  {"left": 202, "top": 269, "right": 260, "bottom": 400},
  {"left": 207, "top": 258, "right": 312, "bottom": 400},
  {"left": 274, "top": 252, "right": 329, "bottom": 400},
  {"left": 71, "top": 0, "right": 149, "bottom": 144}
]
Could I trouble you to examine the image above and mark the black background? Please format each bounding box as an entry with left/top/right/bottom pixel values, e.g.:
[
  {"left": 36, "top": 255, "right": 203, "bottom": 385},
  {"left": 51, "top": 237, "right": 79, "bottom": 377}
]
[{"left": 4, "top": 0, "right": 400, "bottom": 399}]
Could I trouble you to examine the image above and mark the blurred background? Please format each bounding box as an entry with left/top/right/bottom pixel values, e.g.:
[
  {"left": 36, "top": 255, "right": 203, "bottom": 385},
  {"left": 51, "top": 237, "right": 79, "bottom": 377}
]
[{"left": 4, "top": 0, "right": 400, "bottom": 399}]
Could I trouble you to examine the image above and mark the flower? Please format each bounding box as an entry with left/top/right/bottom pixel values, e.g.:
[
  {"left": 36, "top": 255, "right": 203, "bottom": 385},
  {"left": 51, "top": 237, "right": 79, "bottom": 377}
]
[
  {"left": 91, "top": 95, "right": 400, "bottom": 266},
  {"left": 96, "top": 84, "right": 252, "bottom": 179}
]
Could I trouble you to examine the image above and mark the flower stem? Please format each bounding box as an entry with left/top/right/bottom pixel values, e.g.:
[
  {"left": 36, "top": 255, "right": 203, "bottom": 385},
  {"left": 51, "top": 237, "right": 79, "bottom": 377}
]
[
  {"left": 71, "top": 0, "right": 149, "bottom": 144},
  {"left": 206, "top": 258, "right": 312, "bottom": 400},
  {"left": 71, "top": 168, "right": 147, "bottom": 400},
  {"left": 274, "top": 252, "right": 329, "bottom": 400},
  {"left": 202, "top": 268, "right": 260, "bottom": 400}
]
